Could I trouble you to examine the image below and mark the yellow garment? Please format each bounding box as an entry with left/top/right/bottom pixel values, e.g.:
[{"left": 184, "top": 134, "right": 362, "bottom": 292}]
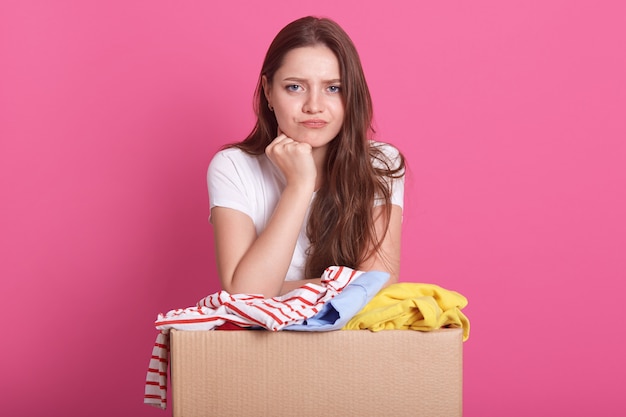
[{"left": 342, "top": 283, "right": 470, "bottom": 341}]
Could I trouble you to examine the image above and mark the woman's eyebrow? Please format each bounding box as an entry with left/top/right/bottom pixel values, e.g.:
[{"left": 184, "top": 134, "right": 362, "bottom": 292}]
[{"left": 281, "top": 77, "right": 341, "bottom": 84}]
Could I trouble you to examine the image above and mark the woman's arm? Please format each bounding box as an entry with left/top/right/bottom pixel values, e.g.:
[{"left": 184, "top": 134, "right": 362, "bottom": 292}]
[
  {"left": 212, "top": 185, "right": 313, "bottom": 297},
  {"left": 212, "top": 135, "right": 317, "bottom": 298},
  {"left": 357, "top": 204, "right": 403, "bottom": 286}
]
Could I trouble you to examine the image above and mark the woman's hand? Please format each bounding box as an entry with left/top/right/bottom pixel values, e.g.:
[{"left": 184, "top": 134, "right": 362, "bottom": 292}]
[{"left": 265, "top": 130, "right": 316, "bottom": 189}]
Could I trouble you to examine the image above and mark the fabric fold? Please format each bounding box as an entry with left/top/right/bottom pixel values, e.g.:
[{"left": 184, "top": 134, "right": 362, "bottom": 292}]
[
  {"left": 285, "top": 270, "right": 389, "bottom": 331},
  {"left": 342, "top": 283, "right": 470, "bottom": 341}
]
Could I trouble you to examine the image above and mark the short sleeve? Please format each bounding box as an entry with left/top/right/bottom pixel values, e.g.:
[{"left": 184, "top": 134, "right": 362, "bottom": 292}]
[{"left": 207, "top": 150, "right": 255, "bottom": 220}]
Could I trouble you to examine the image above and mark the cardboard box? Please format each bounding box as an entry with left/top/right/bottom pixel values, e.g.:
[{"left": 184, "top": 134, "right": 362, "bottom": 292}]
[{"left": 170, "top": 328, "right": 463, "bottom": 417}]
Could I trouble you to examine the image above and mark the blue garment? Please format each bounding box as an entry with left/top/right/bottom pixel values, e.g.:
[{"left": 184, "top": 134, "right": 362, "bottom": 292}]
[{"left": 284, "top": 270, "right": 389, "bottom": 332}]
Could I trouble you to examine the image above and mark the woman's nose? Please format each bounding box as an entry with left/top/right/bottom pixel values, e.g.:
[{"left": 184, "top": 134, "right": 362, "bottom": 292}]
[{"left": 303, "top": 91, "right": 323, "bottom": 114}]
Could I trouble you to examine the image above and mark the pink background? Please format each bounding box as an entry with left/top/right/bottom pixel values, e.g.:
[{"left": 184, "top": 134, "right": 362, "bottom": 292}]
[{"left": 1, "top": 1, "right": 624, "bottom": 416}]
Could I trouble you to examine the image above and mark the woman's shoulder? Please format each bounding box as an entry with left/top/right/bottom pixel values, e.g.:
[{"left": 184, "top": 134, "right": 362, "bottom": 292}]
[
  {"left": 212, "top": 146, "right": 258, "bottom": 163},
  {"left": 209, "top": 146, "right": 282, "bottom": 186},
  {"left": 209, "top": 147, "right": 262, "bottom": 172}
]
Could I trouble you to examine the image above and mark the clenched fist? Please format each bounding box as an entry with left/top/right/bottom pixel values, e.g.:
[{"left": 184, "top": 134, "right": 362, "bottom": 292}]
[{"left": 265, "top": 131, "right": 317, "bottom": 189}]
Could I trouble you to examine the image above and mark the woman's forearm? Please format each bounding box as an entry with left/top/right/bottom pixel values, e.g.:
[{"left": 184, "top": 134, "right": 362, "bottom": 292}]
[{"left": 227, "top": 184, "right": 314, "bottom": 297}]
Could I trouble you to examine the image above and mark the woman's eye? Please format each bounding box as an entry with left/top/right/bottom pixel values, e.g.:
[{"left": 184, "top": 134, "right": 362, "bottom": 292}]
[
  {"left": 327, "top": 85, "right": 341, "bottom": 93},
  {"left": 286, "top": 85, "right": 301, "bottom": 92}
]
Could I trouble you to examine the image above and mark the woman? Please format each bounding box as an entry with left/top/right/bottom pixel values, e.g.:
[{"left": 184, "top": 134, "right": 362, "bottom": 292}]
[{"left": 208, "top": 16, "right": 405, "bottom": 297}]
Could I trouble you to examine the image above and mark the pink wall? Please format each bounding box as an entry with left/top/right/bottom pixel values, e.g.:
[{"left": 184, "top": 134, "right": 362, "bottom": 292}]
[{"left": 1, "top": 1, "right": 624, "bottom": 416}]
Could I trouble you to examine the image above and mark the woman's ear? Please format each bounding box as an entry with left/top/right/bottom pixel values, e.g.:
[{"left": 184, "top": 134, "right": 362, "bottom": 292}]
[{"left": 262, "top": 75, "right": 271, "bottom": 105}]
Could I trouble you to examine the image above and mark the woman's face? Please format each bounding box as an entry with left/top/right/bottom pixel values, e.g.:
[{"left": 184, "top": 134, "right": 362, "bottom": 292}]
[{"left": 263, "top": 45, "right": 345, "bottom": 151}]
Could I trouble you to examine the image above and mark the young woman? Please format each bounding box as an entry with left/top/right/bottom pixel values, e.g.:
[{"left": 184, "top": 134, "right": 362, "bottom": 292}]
[{"left": 208, "top": 16, "right": 405, "bottom": 297}]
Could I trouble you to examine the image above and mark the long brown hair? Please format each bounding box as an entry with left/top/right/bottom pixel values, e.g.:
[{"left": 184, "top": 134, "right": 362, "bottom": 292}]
[{"left": 233, "top": 16, "right": 405, "bottom": 278}]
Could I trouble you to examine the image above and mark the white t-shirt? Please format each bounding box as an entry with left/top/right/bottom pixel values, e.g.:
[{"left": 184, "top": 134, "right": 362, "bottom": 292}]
[{"left": 207, "top": 141, "right": 404, "bottom": 281}]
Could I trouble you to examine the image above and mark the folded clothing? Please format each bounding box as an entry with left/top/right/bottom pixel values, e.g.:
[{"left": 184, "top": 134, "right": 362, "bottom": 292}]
[
  {"left": 285, "top": 270, "right": 389, "bottom": 331},
  {"left": 342, "top": 283, "right": 470, "bottom": 341}
]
